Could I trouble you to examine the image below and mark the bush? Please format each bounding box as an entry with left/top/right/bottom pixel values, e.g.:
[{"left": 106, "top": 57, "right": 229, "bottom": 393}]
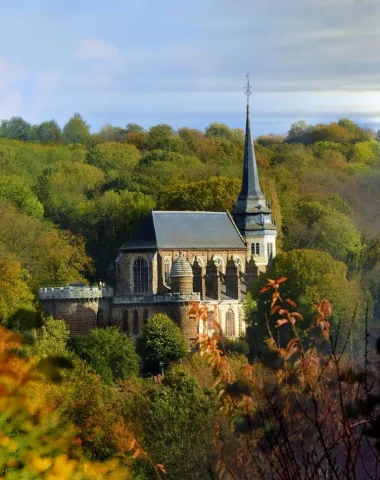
[
  {"left": 138, "top": 314, "right": 187, "bottom": 373},
  {"left": 70, "top": 327, "right": 139, "bottom": 384}
]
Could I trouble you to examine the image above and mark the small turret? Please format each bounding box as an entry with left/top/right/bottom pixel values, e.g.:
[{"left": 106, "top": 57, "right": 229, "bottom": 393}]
[{"left": 170, "top": 252, "right": 193, "bottom": 294}]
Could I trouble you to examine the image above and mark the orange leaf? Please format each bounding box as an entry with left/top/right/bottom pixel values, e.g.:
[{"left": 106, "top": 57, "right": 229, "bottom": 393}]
[
  {"left": 133, "top": 448, "right": 141, "bottom": 459},
  {"left": 276, "top": 277, "right": 287, "bottom": 284},
  {"left": 322, "top": 330, "right": 329, "bottom": 340},
  {"left": 270, "top": 305, "right": 281, "bottom": 315},
  {"left": 260, "top": 285, "right": 272, "bottom": 293},
  {"left": 286, "top": 298, "right": 297, "bottom": 308},
  {"left": 128, "top": 439, "right": 136, "bottom": 451},
  {"left": 157, "top": 464, "right": 167, "bottom": 474}
]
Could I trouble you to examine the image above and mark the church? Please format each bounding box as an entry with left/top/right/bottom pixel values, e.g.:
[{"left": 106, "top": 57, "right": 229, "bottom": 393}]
[{"left": 39, "top": 82, "right": 277, "bottom": 342}]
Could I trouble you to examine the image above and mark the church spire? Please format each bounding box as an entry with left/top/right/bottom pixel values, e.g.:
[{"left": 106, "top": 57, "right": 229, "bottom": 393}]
[{"left": 239, "top": 74, "right": 264, "bottom": 203}]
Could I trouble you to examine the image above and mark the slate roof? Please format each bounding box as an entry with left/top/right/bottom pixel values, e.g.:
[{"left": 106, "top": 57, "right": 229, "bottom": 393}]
[{"left": 119, "top": 211, "right": 246, "bottom": 251}]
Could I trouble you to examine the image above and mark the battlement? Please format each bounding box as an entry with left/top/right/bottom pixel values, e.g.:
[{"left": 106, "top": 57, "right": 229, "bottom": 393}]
[
  {"left": 113, "top": 292, "right": 201, "bottom": 304},
  {"left": 39, "top": 286, "right": 114, "bottom": 300}
]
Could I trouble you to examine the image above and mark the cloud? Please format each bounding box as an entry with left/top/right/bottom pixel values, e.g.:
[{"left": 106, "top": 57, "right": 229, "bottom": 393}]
[{"left": 75, "top": 39, "right": 121, "bottom": 62}]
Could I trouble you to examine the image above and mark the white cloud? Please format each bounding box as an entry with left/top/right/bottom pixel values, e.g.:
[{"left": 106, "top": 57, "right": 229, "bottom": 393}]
[{"left": 75, "top": 39, "right": 121, "bottom": 62}]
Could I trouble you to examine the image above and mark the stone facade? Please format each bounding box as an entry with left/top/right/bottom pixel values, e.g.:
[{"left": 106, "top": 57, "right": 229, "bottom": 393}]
[{"left": 39, "top": 287, "right": 113, "bottom": 335}]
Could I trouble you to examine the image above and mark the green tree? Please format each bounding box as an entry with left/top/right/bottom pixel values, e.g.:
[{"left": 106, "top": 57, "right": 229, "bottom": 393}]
[
  {"left": 0, "top": 258, "right": 35, "bottom": 327},
  {"left": 42, "top": 162, "right": 105, "bottom": 224},
  {"left": 286, "top": 120, "right": 308, "bottom": 142},
  {"left": 284, "top": 201, "right": 362, "bottom": 264},
  {"left": 63, "top": 113, "right": 90, "bottom": 144},
  {"left": 205, "top": 122, "right": 244, "bottom": 143},
  {"left": 36, "top": 120, "right": 62, "bottom": 143},
  {"left": 138, "top": 314, "right": 187, "bottom": 372},
  {"left": 33, "top": 317, "right": 70, "bottom": 357},
  {"left": 0, "top": 117, "right": 36, "bottom": 141},
  {"left": 74, "top": 189, "right": 155, "bottom": 276},
  {"left": 70, "top": 327, "right": 139, "bottom": 384},
  {"left": 145, "top": 124, "right": 185, "bottom": 152},
  {"left": 0, "top": 175, "right": 44, "bottom": 218},
  {"left": 86, "top": 141, "right": 140, "bottom": 189},
  {"left": 134, "top": 149, "right": 206, "bottom": 196},
  {"left": 160, "top": 176, "right": 241, "bottom": 211},
  {"left": 268, "top": 249, "right": 364, "bottom": 340},
  {"left": 349, "top": 141, "right": 380, "bottom": 165},
  {"left": 138, "top": 369, "right": 216, "bottom": 480},
  {"left": 125, "top": 123, "right": 145, "bottom": 134},
  {"left": 98, "top": 123, "right": 126, "bottom": 142}
]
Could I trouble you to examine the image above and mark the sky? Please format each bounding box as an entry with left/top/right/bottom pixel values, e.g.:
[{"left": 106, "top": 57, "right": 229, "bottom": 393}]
[{"left": 1, "top": 0, "right": 380, "bottom": 136}]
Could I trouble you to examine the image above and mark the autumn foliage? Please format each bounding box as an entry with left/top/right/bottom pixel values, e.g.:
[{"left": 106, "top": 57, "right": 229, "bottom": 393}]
[{"left": 194, "top": 278, "right": 380, "bottom": 479}]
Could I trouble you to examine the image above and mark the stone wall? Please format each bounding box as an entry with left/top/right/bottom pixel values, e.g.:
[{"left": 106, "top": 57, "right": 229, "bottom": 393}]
[
  {"left": 39, "top": 286, "right": 113, "bottom": 335},
  {"left": 40, "top": 298, "right": 101, "bottom": 335},
  {"left": 110, "top": 301, "right": 198, "bottom": 344}
]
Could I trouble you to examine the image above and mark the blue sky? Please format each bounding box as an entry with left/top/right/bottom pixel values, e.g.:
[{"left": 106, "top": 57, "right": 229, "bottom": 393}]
[{"left": 1, "top": 0, "right": 380, "bottom": 136}]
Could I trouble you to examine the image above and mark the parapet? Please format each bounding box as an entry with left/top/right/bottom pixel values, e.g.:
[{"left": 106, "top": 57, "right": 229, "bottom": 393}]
[
  {"left": 113, "top": 292, "right": 201, "bottom": 304},
  {"left": 39, "top": 286, "right": 114, "bottom": 300}
]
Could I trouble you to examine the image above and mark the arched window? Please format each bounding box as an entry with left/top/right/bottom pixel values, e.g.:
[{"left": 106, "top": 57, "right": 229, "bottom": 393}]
[
  {"left": 225, "top": 309, "right": 235, "bottom": 337},
  {"left": 143, "top": 309, "right": 149, "bottom": 322},
  {"left": 256, "top": 243, "right": 260, "bottom": 255},
  {"left": 267, "top": 243, "right": 273, "bottom": 258},
  {"left": 234, "top": 257, "right": 242, "bottom": 269},
  {"left": 133, "top": 257, "right": 148, "bottom": 292},
  {"left": 133, "top": 310, "right": 139, "bottom": 335},
  {"left": 213, "top": 256, "right": 224, "bottom": 272},
  {"left": 164, "top": 258, "right": 171, "bottom": 284},
  {"left": 251, "top": 243, "right": 255, "bottom": 256},
  {"left": 122, "top": 310, "right": 129, "bottom": 334}
]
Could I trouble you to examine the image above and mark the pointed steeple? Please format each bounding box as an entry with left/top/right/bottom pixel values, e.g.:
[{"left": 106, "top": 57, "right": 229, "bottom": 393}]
[
  {"left": 233, "top": 75, "right": 265, "bottom": 216},
  {"left": 232, "top": 75, "right": 277, "bottom": 265},
  {"left": 240, "top": 85, "right": 265, "bottom": 201}
]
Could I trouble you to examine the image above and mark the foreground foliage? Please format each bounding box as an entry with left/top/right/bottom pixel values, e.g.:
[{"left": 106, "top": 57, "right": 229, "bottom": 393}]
[{"left": 193, "top": 278, "right": 380, "bottom": 479}]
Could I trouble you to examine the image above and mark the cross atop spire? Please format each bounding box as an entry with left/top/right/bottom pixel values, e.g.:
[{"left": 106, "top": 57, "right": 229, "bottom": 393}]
[{"left": 244, "top": 73, "right": 252, "bottom": 110}]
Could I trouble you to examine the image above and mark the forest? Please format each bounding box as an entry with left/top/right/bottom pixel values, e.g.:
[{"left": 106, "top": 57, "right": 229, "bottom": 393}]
[{"left": 1, "top": 113, "right": 380, "bottom": 478}]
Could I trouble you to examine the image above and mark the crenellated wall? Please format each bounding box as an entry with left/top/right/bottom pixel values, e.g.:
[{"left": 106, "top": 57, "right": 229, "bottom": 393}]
[{"left": 39, "top": 287, "right": 114, "bottom": 335}]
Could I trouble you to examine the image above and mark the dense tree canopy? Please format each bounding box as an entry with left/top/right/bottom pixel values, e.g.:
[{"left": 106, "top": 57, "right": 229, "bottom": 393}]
[
  {"left": 71, "top": 327, "right": 140, "bottom": 384},
  {"left": 0, "top": 111, "right": 379, "bottom": 477}
]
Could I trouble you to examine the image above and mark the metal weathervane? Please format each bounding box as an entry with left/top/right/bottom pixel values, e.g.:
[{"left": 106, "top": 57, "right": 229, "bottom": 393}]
[{"left": 244, "top": 73, "right": 252, "bottom": 109}]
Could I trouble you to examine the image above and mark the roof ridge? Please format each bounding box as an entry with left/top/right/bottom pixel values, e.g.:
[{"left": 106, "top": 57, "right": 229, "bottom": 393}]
[{"left": 152, "top": 210, "right": 226, "bottom": 214}]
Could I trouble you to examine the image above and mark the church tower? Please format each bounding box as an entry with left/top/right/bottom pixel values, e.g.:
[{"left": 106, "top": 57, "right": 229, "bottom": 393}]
[{"left": 232, "top": 75, "right": 277, "bottom": 268}]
